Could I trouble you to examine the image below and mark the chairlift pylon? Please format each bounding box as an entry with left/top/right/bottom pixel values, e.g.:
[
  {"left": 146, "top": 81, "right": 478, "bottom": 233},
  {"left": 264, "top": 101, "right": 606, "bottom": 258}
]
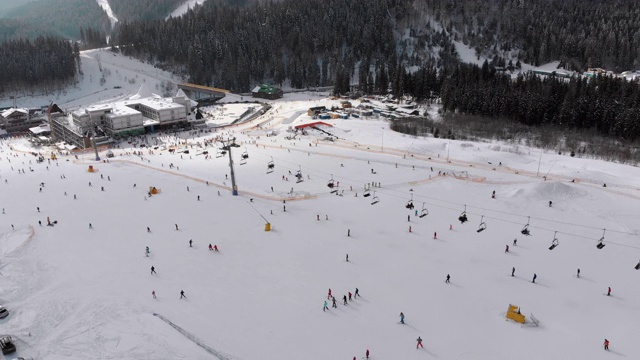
[
  {"left": 477, "top": 215, "right": 487, "bottom": 233},
  {"left": 549, "top": 231, "right": 559, "bottom": 250},
  {"left": 371, "top": 191, "right": 379, "bottom": 205},
  {"left": 521, "top": 216, "right": 531, "bottom": 236},
  {"left": 419, "top": 202, "right": 428, "bottom": 218},
  {"left": 596, "top": 229, "right": 606, "bottom": 249},
  {"left": 458, "top": 205, "right": 468, "bottom": 224}
]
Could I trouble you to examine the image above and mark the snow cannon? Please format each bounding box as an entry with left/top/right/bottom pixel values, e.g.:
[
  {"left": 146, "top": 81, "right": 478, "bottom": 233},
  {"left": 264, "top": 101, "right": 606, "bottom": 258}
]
[
  {"left": 87, "top": 165, "right": 96, "bottom": 172},
  {"left": 506, "top": 304, "right": 525, "bottom": 324},
  {"left": 265, "top": 222, "right": 271, "bottom": 231},
  {"left": 149, "top": 187, "right": 160, "bottom": 195}
]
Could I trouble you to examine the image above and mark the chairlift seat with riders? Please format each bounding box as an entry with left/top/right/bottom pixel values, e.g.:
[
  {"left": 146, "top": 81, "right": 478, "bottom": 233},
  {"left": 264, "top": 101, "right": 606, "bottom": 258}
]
[
  {"left": 419, "top": 203, "right": 428, "bottom": 218},
  {"left": 371, "top": 191, "right": 379, "bottom": 205},
  {"left": 406, "top": 200, "right": 414, "bottom": 210},
  {"left": 295, "top": 167, "right": 303, "bottom": 183},
  {"left": 363, "top": 189, "right": 371, "bottom": 197},
  {"left": 458, "top": 212, "right": 468, "bottom": 224},
  {"left": 477, "top": 216, "right": 486, "bottom": 233},
  {"left": 549, "top": 234, "right": 559, "bottom": 250},
  {"left": 596, "top": 230, "right": 606, "bottom": 249},
  {"left": 521, "top": 224, "right": 530, "bottom": 236}
]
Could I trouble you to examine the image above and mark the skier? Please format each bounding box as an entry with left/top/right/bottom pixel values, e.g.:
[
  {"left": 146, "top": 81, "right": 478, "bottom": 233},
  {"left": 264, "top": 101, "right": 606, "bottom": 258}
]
[
  {"left": 180, "top": 290, "right": 186, "bottom": 299},
  {"left": 450, "top": 224, "right": 453, "bottom": 230},
  {"left": 37, "top": 207, "right": 40, "bottom": 212},
  {"left": 513, "top": 238, "right": 518, "bottom": 246},
  {"left": 348, "top": 292, "right": 352, "bottom": 301},
  {"left": 607, "top": 287, "right": 611, "bottom": 296},
  {"left": 197, "top": 195, "right": 200, "bottom": 201},
  {"left": 328, "top": 289, "right": 332, "bottom": 299},
  {"left": 147, "top": 227, "right": 151, "bottom": 233},
  {"left": 365, "top": 349, "right": 370, "bottom": 359},
  {"left": 209, "top": 244, "right": 213, "bottom": 251},
  {"left": 343, "top": 295, "right": 348, "bottom": 305},
  {"left": 445, "top": 274, "right": 451, "bottom": 283},
  {"left": 434, "top": 232, "right": 437, "bottom": 239},
  {"left": 532, "top": 273, "right": 537, "bottom": 283},
  {"left": 89, "top": 223, "right": 93, "bottom": 229},
  {"left": 354, "top": 288, "right": 360, "bottom": 298},
  {"left": 175, "top": 224, "right": 179, "bottom": 230},
  {"left": 577, "top": 268, "right": 580, "bottom": 278},
  {"left": 491, "top": 190, "right": 495, "bottom": 199},
  {"left": 512, "top": 267, "right": 515, "bottom": 277},
  {"left": 332, "top": 297, "right": 337, "bottom": 308},
  {"left": 549, "top": 200, "right": 553, "bottom": 207},
  {"left": 408, "top": 215, "right": 410, "bottom": 222},
  {"left": 346, "top": 253, "right": 349, "bottom": 262},
  {"left": 152, "top": 290, "right": 156, "bottom": 299},
  {"left": 325, "top": 215, "right": 328, "bottom": 220},
  {"left": 317, "top": 214, "right": 320, "bottom": 221},
  {"left": 604, "top": 339, "right": 609, "bottom": 351},
  {"left": 189, "top": 239, "right": 193, "bottom": 247},
  {"left": 347, "top": 229, "right": 351, "bottom": 237},
  {"left": 505, "top": 245, "right": 509, "bottom": 253},
  {"left": 151, "top": 266, "right": 156, "bottom": 275},
  {"left": 146, "top": 246, "right": 150, "bottom": 256},
  {"left": 323, "top": 300, "right": 329, "bottom": 312},
  {"left": 214, "top": 245, "right": 219, "bottom": 251},
  {"left": 409, "top": 226, "right": 412, "bottom": 233},
  {"left": 400, "top": 312, "right": 405, "bottom": 324},
  {"left": 416, "top": 336, "right": 424, "bottom": 349}
]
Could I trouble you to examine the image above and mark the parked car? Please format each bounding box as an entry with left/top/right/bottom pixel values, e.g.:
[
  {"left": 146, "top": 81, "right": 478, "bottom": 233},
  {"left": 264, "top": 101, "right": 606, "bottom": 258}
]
[
  {"left": 0, "top": 336, "right": 16, "bottom": 354},
  {"left": 0, "top": 305, "right": 8, "bottom": 318}
]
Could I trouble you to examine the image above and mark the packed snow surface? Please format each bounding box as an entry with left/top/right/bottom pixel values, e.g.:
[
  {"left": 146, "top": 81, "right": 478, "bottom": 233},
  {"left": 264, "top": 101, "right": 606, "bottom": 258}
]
[{"left": 2, "top": 96, "right": 640, "bottom": 359}]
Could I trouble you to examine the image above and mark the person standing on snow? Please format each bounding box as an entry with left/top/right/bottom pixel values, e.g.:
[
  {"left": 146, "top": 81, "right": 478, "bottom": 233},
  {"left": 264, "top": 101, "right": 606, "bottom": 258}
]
[
  {"left": 512, "top": 267, "right": 515, "bottom": 277},
  {"left": 416, "top": 336, "right": 424, "bottom": 349},
  {"left": 323, "top": 301, "right": 329, "bottom": 312},
  {"left": 445, "top": 274, "right": 450, "bottom": 283},
  {"left": 209, "top": 244, "right": 213, "bottom": 251},
  {"left": 365, "top": 349, "right": 370, "bottom": 359},
  {"left": 400, "top": 312, "right": 405, "bottom": 324},
  {"left": 343, "top": 295, "right": 348, "bottom": 305},
  {"left": 180, "top": 290, "right": 186, "bottom": 299},
  {"left": 327, "top": 289, "right": 332, "bottom": 299},
  {"left": 354, "top": 288, "right": 360, "bottom": 298},
  {"left": 332, "top": 297, "right": 337, "bottom": 308},
  {"left": 348, "top": 292, "right": 352, "bottom": 301},
  {"left": 532, "top": 273, "right": 537, "bottom": 283},
  {"left": 604, "top": 339, "right": 609, "bottom": 351},
  {"left": 607, "top": 287, "right": 611, "bottom": 296},
  {"left": 152, "top": 291, "right": 156, "bottom": 299},
  {"left": 151, "top": 266, "right": 156, "bottom": 274},
  {"left": 505, "top": 245, "right": 509, "bottom": 253}
]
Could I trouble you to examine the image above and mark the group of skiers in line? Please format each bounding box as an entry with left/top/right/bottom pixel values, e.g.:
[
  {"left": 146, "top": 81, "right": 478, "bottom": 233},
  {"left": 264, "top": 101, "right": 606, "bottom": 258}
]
[{"left": 323, "top": 288, "right": 360, "bottom": 311}]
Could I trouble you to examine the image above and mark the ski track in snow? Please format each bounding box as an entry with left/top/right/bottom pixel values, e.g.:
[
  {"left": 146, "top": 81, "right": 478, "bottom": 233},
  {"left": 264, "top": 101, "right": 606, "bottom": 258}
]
[{"left": 95, "top": 0, "right": 118, "bottom": 29}]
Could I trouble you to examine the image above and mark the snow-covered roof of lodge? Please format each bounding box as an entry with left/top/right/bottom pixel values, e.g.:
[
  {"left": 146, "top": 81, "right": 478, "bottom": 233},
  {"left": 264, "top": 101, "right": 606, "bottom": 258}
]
[
  {"left": 1, "top": 108, "right": 28, "bottom": 118},
  {"left": 137, "top": 96, "right": 185, "bottom": 111}
]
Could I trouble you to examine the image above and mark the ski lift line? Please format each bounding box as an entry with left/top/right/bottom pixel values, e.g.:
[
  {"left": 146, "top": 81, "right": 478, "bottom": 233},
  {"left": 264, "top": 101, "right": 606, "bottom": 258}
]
[{"left": 251, "top": 145, "right": 637, "bottom": 238}]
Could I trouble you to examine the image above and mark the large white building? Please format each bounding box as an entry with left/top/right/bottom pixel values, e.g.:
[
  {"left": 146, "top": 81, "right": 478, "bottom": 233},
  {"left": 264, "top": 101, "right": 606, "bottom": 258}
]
[{"left": 51, "top": 95, "right": 191, "bottom": 149}]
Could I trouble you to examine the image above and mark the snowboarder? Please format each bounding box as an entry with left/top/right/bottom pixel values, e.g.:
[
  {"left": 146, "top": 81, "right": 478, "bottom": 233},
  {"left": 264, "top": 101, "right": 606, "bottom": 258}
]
[
  {"left": 532, "top": 273, "right": 537, "bottom": 283},
  {"left": 416, "top": 336, "right": 424, "bottom": 349},
  {"left": 180, "top": 290, "right": 186, "bottom": 299},
  {"left": 209, "top": 244, "right": 213, "bottom": 251},
  {"left": 152, "top": 291, "right": 156, "bottom": 299},
  {"left": 189, "top": 239, "right": 193, "bottom": 247},
  {"left": 323, "top": 301, "right": 329, "bottom": 312},
  {"left": 343, "top": 295, "right": 348, "bottom": 305},
  {"left": 512, "top": 267, "right": 515, "bottom": 277},
  {"left": 400, "top": 312, "right": 405, "bottom": 324},
  {"left": 151, "top": 266, "right": 156, "bottom": 274},
  {"left": 607, "top": 287, "right": 611, "bottom": 296},
  {"left": 505, "top": 245, "right": 509, "bottom": 253},
  {"left": 604, "top": 339, "right": 609, "bottom": 351},
  {"left": 446, "top": 274, "right": 450, "bottom": 283}
]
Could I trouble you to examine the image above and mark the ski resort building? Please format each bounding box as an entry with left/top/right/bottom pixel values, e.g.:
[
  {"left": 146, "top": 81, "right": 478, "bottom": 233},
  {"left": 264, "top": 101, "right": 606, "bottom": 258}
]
[
  {"left": 50, "top": 95, "right": 191, "bottom": 149},
  {"left": 0, "top": 108, "right": 45, "bottom": 133},
  {"left": 252, "top": 84, "right": 283, "bottom": 100}
]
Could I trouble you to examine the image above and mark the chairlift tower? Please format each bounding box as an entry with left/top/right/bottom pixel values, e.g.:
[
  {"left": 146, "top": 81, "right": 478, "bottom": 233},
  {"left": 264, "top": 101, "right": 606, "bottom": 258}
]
[
  {"left": 221, "top": 138, "right": 240, "bottom": 195},
  {"left": 88, "top": 112, "right": 100, "bottom": 161}
]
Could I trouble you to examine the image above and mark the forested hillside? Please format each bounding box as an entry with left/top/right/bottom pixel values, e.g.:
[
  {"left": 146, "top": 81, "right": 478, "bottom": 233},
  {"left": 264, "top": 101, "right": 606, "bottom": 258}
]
[
  {"left": 108, "top": 0, "right": 187, "bottom": 22},
  {"left": 0, "top": 37, "right": 80, "bottom": 96},
  {"left": 0, "top": 0, "right": 110, "bottom": 40}
]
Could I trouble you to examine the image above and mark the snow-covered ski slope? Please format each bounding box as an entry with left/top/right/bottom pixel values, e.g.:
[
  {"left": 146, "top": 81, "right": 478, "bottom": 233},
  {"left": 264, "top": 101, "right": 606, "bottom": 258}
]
[{"left": 1, "top": 98, "right": 640, "bottom": 359}]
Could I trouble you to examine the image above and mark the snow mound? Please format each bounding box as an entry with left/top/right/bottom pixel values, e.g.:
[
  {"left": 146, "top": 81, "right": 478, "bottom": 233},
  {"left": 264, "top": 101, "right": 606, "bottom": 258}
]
[
  {"left": 510, "top": 181, "right": 594, "bottom": 201},
  {"left": 0, "top": 226, "right": 34, "bottom": 256}
]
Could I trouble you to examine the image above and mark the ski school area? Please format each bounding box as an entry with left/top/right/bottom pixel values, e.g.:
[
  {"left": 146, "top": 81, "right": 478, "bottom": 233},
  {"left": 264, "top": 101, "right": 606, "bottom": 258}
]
[{"left": 1, "top": 97, "right": 640, "bottom": 359}]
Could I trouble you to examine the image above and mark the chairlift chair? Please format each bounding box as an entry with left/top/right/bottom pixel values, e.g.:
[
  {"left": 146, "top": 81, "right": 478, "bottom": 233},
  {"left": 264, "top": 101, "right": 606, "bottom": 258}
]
[
  {"left": 419, "top": 202, "right": 428, "bottom": 218},
  {"left": 371, "top": 191, "right": 379, "bottom": 205},
  {"left": 549, "top": 232, "right": 559, "bottom": 250},
  {"left": 363, "top": 188, "right": 371, "bottom": 197},
  {"left": 295, "top": 166, "right": 303, "bottom": 183},
  {"left": 477, "top": 215, "right": 487, "bottom": 233},
  {"left": 596, "top": 229, "right": 606, "bottom": 249},
  {"left": 267, "top": 158, "right": 275, "bottom": 174},
  {"left": 239, "top": 156, "right": 247, "bottom": 165},
  {"left": 458, "top": 205, "right": 468, "bottom": 224},
  {"left": 241, "top": 148, "right": 249, "bottom": 159}
]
